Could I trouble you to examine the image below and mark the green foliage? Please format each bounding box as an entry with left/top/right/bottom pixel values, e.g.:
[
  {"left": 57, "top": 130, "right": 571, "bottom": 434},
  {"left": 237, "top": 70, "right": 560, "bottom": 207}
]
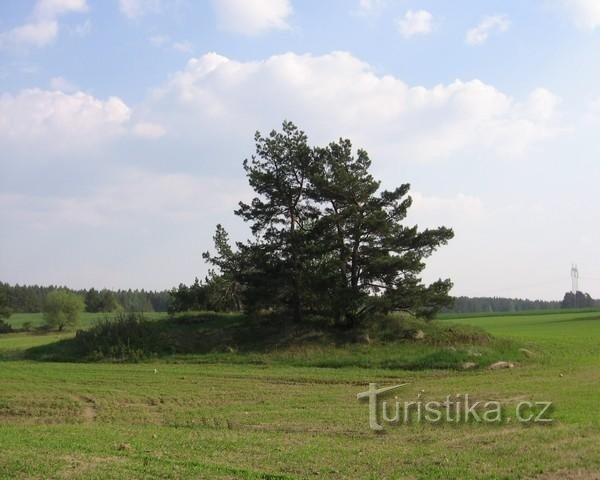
[
  {"left": 84, "top": 288, "right": 119, "bottom": 313},
  {"left": 168, "top": 276, "right": 241, "bottom": 313},
  {"left": 448, "top": 296, "right": 563, "bottom": 313},
  {"left": 43, "top": 290, "right": 85, "bottom": 331},
  {"left": 168, "top": 278, "right": 207, "bottom": 313},
  {"left": 561, "top": 290, "right": 596, "bottom": 309},
  {"left": 171, "top": 225, "right": 243, "bottom": 313},
  {"left": 0, "top": 320, "right": 13, "bottom": 334},
  {"left": 26, "top": 310, "right": 510, "bottom": 368},
  {"left": 204, "top": 121, "right": 454, "bottom": 327},
  {"left": 0, "top": 281, "right": 171, "bottom": 313},
  {"left": 0, "top": 283, "right": 12, "bottom": 320},
  {"left": 202, "top": 225, "right": 243, "bottom": 311}
]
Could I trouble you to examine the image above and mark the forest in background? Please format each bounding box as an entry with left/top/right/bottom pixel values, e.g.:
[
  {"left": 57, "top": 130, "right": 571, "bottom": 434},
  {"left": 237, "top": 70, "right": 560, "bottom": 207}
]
[
  {"left": 3, "top": 282, "right": 595, "bottom": 316},
  {"left": 0, "top": 282, "right": 170, "bottom": 313}
]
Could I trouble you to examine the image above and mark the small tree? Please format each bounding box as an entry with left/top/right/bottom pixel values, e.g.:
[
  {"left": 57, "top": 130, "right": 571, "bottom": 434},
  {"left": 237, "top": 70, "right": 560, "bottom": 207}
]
[{"left": 44, "top": 290, "right": 85, "bottom": 331}]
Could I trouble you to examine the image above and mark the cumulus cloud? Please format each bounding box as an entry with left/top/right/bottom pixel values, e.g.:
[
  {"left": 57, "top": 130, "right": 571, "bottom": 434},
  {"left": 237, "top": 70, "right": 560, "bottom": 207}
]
[
  {"left": 212, "top": 0, "right": 293, "bottom": 35},
  {"left": 132, "top": 122, "right": 166, "bottom": 138},
  {"left": 466, "top": 14, "right": 510, "bottom": 46},
  {"left": 0, "top": 50, "right": 571, "bottom": 291},
  {"left": 396, "top": 10, "right": 434, "bottom": 38},
  {"left": 1, "top": 20, "right": 58, "bottom": 47},
  {"left": 2, "top": 51, "right": 561, "bottom": 167},
  {"left": 0, "top": 0, "right": 87, "bottom": 48},
  {"left": 526, "top": 88, "right": 561, "bottom": 121},
  {"left": 34, "top": 0, "right": 87, "bottom": 18},
  {"left": 0, "top": 89, "right": 130, "bottom": 153},
  {"left": 150, "top": 51, "right": 562, "bottom": 165},
  {"left": 560, "top": 0, "right": 600, "bottom": 29},
  {"left": 49, "top": 76, "right": 78, "bottom": 92}
]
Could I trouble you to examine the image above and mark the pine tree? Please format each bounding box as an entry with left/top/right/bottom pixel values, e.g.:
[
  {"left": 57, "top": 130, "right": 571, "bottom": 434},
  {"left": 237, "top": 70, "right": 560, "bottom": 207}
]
[
  {"left": 235, "top": 121, "right": 318, "bottom": 322},
  {"left": 204, "top": 122, "right": 455, "bottom": 326}
]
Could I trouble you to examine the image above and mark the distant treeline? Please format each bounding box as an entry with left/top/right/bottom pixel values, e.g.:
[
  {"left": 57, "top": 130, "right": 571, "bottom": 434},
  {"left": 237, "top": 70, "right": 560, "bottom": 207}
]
[
  {"left": 0, "top": 282, "right": 171, "bottom": 313},
  {"left": 447, "top": 293, "right": 598, "bottom": 314},
  {"left": 3, "top": 281, "right": 598, "bottom": 316}
]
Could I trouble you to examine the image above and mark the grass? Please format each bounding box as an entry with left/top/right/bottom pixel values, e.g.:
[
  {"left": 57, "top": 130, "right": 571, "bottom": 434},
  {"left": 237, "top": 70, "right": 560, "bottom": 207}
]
[
  {"left": 438, "top": 307, "right": 600, "bottom": 320},
  {"left": 21, "top": 312, "right": 520, "bottom": 370},
  {"left": 6, "top": 311, "right": 167, "bottom": 329},
  {"left": 0, "top": 310, "right": 599, "bottom": 478}
]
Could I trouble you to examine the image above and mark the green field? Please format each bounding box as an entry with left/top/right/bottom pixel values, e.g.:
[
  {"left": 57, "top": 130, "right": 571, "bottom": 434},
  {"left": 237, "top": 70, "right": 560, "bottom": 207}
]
[
  {"left": 1, "top": 310, "right": 599, "bottom": 479},
  {"left": 6, "top": 312, "right": 167, "bottom": 329}
]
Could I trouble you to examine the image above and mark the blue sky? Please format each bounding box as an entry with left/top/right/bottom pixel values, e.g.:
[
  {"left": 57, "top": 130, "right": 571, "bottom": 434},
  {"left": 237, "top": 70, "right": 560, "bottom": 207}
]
[{"left": 1, "top": 0, "right": 600, "bottom": 299}]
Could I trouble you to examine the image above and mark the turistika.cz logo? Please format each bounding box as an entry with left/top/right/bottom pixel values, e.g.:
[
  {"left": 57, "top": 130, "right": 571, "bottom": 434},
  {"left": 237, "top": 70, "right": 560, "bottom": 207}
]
[{"left": 357, "top": 383, "right": 553, "bottom": 431}]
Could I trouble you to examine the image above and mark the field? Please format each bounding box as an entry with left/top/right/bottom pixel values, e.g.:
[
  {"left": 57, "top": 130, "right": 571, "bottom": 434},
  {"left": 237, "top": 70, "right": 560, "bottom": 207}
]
[
  {"left": 1, "top": 311, "right": 599, "bottom": 479},
  {"left": 6, "top": 312, "right": 167, "bottom": 329}
]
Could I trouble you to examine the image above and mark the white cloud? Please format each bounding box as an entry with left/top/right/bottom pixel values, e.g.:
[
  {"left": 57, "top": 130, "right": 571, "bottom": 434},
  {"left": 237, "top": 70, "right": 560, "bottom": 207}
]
[
  {"left": 118, "top": 0, "right": 162, "bottom": 18},
  {"left": 150, "top": 51, "right": 561, "bottom": 164},
  {"left": 49, "top": 76, "right": 78, "bottom": 92},
  {"left": 1, "top": 20, "right": 58, "bottom": 47},
  {"left": 0, "top": 89, "right": 130, "bottom": 153},
  {"left": 212, "top": 0, "right": 293, "bottom": 35},
  {"left": 34, "top": 0, "right": 87, "bottom": 19},
  {"left": 0, "top": 0, "right": 87, "bottom": 48},
  {"left": 0, "top": 50, "right": 579, "bottom": 293},
  {"left": 560, "top": 0, "right": 600, "bottom": 29},
  {"left": 466, "top": 14, "right": 510, "bottom": 46},
  {"left": 587, "top": 96, "right": 600, "bottom": 115},
  {"left": 526, "top": 88, "right": 561, "bottom": 122},
  {"left": 132, "top": 122, "right": 166, "bottom": 138},
  {"left": 396, "top": 9, "right": 434, "bottom": 38}
]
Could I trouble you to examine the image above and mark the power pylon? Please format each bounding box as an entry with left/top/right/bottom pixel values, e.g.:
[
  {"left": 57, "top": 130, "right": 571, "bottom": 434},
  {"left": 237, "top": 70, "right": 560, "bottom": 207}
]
[{"left": 571, "top": 264, "right": 579, "bottom": 295}]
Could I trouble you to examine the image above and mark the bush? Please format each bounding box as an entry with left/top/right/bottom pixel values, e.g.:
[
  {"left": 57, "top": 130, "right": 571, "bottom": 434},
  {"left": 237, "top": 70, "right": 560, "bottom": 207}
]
[
  {"left": 0, "top": 319, "right": 13, "bottom": 334},
  {"left": 73, "top": 312, "right": 151, "bottom": 360}
]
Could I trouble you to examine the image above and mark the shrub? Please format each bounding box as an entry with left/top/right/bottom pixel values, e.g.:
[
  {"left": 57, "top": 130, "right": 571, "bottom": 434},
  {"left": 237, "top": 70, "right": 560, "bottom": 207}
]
[{"left": 0, "top": 319, "right": 13, "bottom": 334}]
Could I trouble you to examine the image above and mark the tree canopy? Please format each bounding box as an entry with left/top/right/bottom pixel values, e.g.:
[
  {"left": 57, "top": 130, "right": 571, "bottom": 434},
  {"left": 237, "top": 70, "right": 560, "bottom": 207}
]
[
  {"left": 43, "top": 290, "right": 85, "bottom": 331},
  {"left": 0, "top": 282, "right": 171, "bottom": 313},
  {"left": 561, "top": 291, "right": 596, "bottom": 309},
  {"left": 203, "top": 121, "right": 454, "bottom": 327}
]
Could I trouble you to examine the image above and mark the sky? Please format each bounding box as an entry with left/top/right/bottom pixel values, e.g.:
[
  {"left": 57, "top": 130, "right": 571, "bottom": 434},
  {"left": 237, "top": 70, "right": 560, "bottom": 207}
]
[{"left": 1, "top": 0, "right": 600, "bottom": 299}]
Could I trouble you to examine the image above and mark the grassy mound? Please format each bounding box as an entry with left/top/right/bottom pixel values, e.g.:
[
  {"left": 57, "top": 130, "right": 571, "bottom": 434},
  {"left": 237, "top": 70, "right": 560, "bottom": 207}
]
[{"left": 25, "top": 311, "right": 524, "bottom": 369}]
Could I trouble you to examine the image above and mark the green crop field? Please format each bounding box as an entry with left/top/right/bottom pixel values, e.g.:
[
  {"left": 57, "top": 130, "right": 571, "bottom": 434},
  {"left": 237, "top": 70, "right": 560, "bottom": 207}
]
[{"left": 1, "top": 310, "right": 599, "bottom": 479}]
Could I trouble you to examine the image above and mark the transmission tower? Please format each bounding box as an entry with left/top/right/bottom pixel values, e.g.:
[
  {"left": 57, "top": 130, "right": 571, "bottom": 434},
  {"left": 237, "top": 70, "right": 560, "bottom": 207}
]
[
  {"left": 571, "top": 264, "right": 579, "bottom": 309},
  {"left": 571, "top": 264, "right": 579, "bottom": 294}
]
